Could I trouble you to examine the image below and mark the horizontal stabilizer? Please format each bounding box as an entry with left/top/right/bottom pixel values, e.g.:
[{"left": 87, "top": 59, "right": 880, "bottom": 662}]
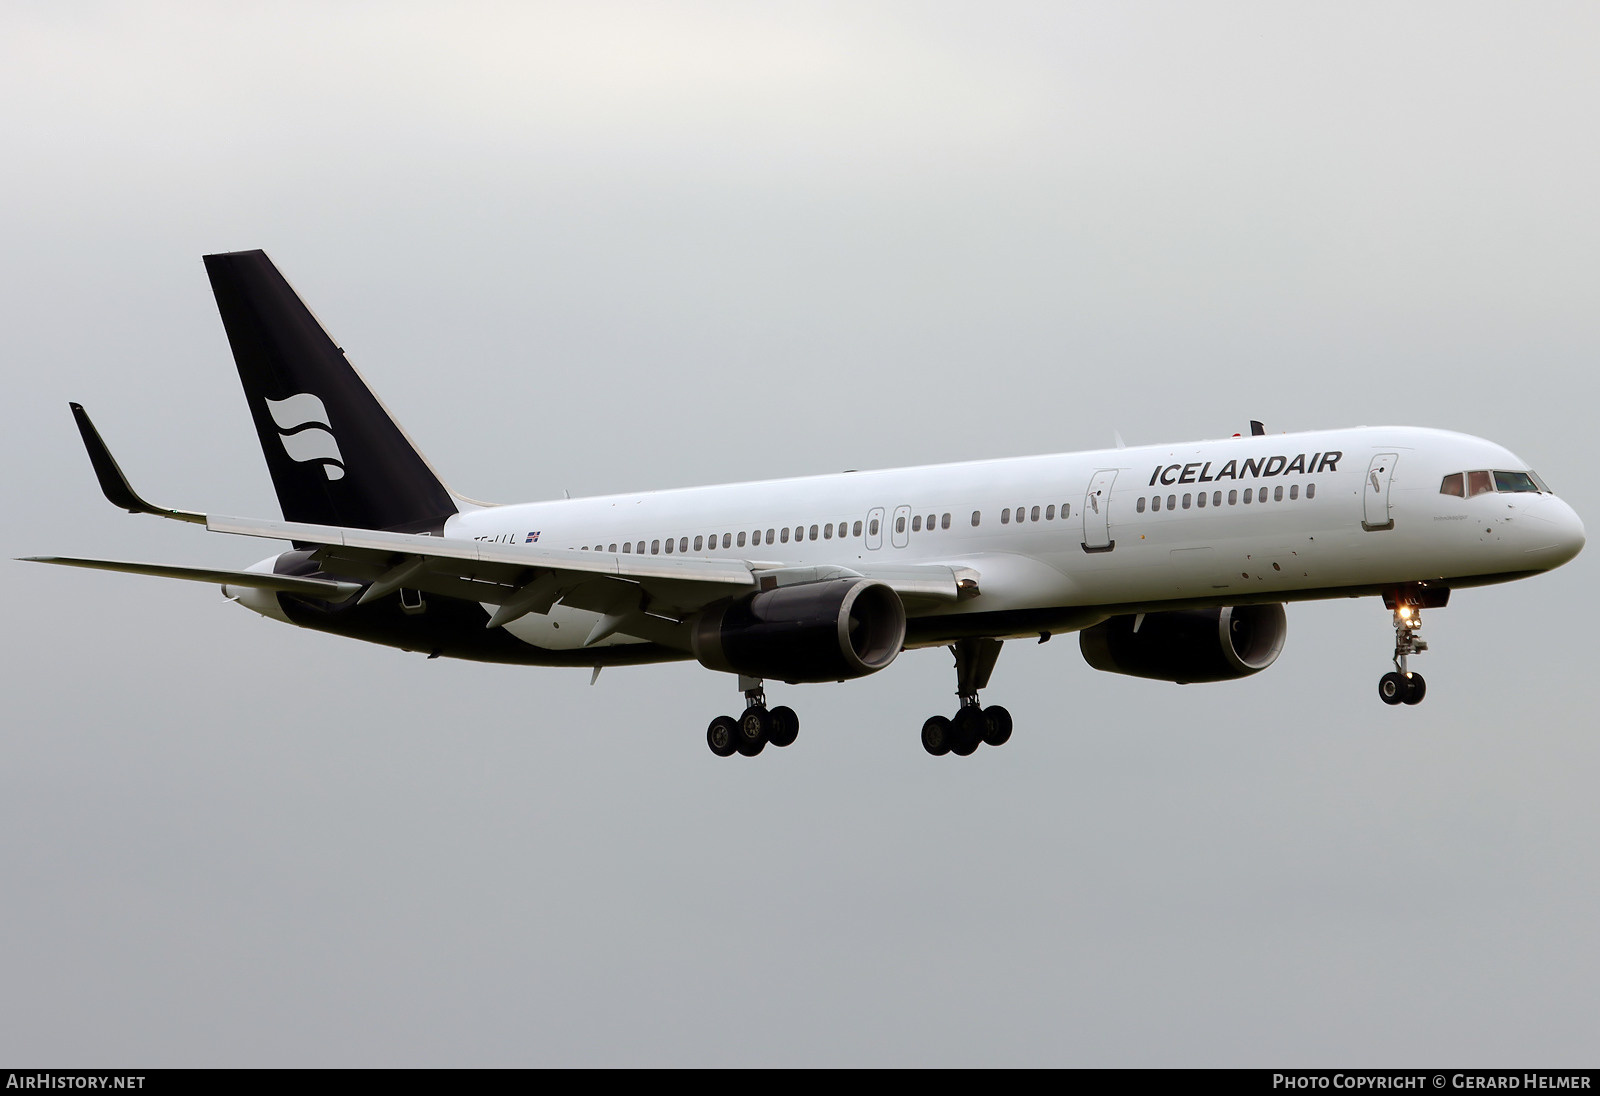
[{"left": 19, "top": 556, "right": 360, "bottom": 599}]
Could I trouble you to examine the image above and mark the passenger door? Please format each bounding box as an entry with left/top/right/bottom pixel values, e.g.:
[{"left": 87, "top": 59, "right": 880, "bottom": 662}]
[
  {"left": 891, "top": 505, "right": 911, "bottom": 549},
  {"left": 1362, "top": 453, "right": 1398, "bottom": 531},
  {"left": 1082, "top": 470, "right": 1117, "bottom": 552},
  {"left": 865, "top": 507, "right": 885, "bottom": 550}
]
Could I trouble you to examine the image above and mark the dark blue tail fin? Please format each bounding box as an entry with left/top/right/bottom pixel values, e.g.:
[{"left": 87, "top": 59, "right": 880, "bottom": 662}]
[{"left": 204, "top": 250, "right": 458, "bottom": 533}]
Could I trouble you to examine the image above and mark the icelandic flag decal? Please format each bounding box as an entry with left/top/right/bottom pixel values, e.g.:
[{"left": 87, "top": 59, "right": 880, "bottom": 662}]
[{"left": 526, "top": 531, "right": 540, "bottom": 543}]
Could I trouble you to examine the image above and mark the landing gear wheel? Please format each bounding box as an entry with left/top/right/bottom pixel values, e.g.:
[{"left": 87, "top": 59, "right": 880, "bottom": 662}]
[
  {"left": 768, "top": 705, "right": 800, "bottom": 748},
  {"left": 950, "top": 708, "right": 983, "bottom": 756},
  {"left": 1402, "top": 673, "right": 1426, "bottom": 705},
  {"left": 981, "top": 705, "right": 1013, "bottom": 747},
  {"left": 1378, "top": 672, "right": 1408, "bottom": 706},
  {"left": 707, "top": 715, "right": 739, "bottom": 757},
  {"left": 921, "top": 716, "right": 952, "bottom": 756},
  {"left": 736, "top": 706, "right": 770, "bottom": 756}
]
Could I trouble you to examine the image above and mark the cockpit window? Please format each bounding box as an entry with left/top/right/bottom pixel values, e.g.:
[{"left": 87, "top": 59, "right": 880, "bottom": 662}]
[
  {"left": 1493, "top": 470, "right": 1541, "bottom": 493},
  {"left": 1441, "top": 469, "right": 1550, "bottom": 497}
]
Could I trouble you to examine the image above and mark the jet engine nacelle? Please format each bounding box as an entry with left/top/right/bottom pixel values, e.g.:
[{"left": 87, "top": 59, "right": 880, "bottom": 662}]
[
  {"left": 1079, "top": 603, "right": 1287, "bottom": 683},
  {"left": 691, "top": 578, "right": 907, "bottom": 683}
]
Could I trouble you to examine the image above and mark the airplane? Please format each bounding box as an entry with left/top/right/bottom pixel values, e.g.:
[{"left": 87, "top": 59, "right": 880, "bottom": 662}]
[{"left": 23, "top": 250, "right": 1586, "bottom": 758}]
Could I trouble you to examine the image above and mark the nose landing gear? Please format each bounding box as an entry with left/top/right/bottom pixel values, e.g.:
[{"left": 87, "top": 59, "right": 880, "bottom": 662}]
[{"left": 1378, "top": 587, "right": 1443, "bottom": 705}]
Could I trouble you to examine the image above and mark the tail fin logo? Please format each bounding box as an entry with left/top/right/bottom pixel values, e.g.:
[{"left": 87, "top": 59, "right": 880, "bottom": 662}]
[{"left": 265, "top": 393, "right": 346, "bottom": 481}]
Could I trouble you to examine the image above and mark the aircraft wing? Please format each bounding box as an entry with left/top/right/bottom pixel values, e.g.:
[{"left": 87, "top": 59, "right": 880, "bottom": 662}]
[
  {"left": 18, "top": 555, "right": 362, "bottom": 599},
  {"left": 40, "top": 401, "right": 979, "bottom": 646},
  {"left": 205, "top": 513, "right": 976, "bottom": 627}
]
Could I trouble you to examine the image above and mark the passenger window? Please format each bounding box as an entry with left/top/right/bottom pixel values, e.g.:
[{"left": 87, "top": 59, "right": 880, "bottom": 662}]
[
  {"left": 839, "top": 522, "right": 848, "bottom": 538},
  {"left": 1152, "top": 495, "right": 1161, "bottom": 512},
  {"left": 1274, "top": 486, "right": 1283, "bottom": 502},
  {"left": 1001, "top": 509, "right": 1010, "bottom": 524},
  {"left": 1046, "top": 505, "right": 1055, "bottom": 520},
  {"left": 1242, "top": 490, "right": 1251, "bottom": 505},
  {"left": 941, "top": 513, "right": 951, "bottom": 529},
  {"left": 609, "top": 543, "right": 617, "bottom": 552},
  {"left": 664, "top": 538, "right": 674, "bottom": 554},
  {"left": 824, "top": 523, "right": 833, "bottom": 539},
  {"left": 723, "top": 533, "right": 732, "bottom": 549},
  {"left": 1257, "top": 487, "right": 1267, "bottom": 503},
  {"left": 895, "top": 516, "right": 905, "bottom": 533},
  {"left": 737, "top": 532, "right": 746, "bottom": 547},
  {"left": 794, "top": 526, "right": 804, "bottom": 542},
  {"left": 622, "top": 542, "right": 631, "bottom": 553},
  {"left": 1289, "top": 485, "right": 1299, "bottom": 501},
  {"left": 912, "top": 515, "right": 922, "bottom": 532},
  {"left": 1167, "top": 494, "right": 1176, "bottom": 510},
  {"left": 869, "top": 519, "right": 880, "bottom": 536},
  {"left": 1306, "top": 484, "right": 1316, "bottom": 499},
  {"left": 1197, "top": 492, "right": 1207, "bottom": 509},
  {"left": 1468, "top": 470, "right": 1493, "bottom": 497},
  {"left": 651, "top": 539, "right": 661, "bottom": 554},
  {"left": 780, "top": 527, "right": 790, "bottom": 543},
  {"left": 971, "top": 511, "right": 981, "bottom": 527},
  {"left": 809, "top": 525, "right": 819, "bottom": 540},
  {"left": 768, "top": 529, "right": 776, "bottom": 543},
  {"left": 1136, "top": 497, "right": 1146, "bottom": 513},
  {"left": 1440, "top": 473, "right": 1464, "bottom": 497},
  {"left": 1182, "top": 493, "right": 1191, "bottom": 509},
  {"left": 694, "top": 536, "right": 703, "bottom": 551},
  {"left": 1031, "top": 505, "right": 1040, "bottom": 522},
  {"left": 679, "top": 537, "right": 688, "bottom": 553},
  {"left": 854, "top": 520, "right": 863, "bottom": 536}
]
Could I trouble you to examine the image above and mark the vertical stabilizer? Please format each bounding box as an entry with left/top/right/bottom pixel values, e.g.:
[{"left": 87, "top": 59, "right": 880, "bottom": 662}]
[{"left": 204, "top": 250, "right": 458, "bottom": 532}]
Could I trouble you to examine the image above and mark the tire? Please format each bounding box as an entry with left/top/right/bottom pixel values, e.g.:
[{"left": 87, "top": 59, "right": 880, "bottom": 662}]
[
  {"left": 736, "top": 706, "right": 770, "bottom": 756},
  {"left": 981, "top": 705, "right": 1013, "bottom": 747},
  {"left": 1378, "top": 672, "right": 1407, "bottom": 705},
  {"left": 1402, "top": 673, "right": 1426, "bottom": 705},
  {"left": 921, "top": 716, "right": 952, "bottom": 756},
  {"left": 768, "top": 705, "right": 800, "bottom": 748},
  {"left": 707, "top": 715, "right": 739, "bottom": 757},
  {"left": 951, "top": 708, "right": 982, "bottom": 756}
]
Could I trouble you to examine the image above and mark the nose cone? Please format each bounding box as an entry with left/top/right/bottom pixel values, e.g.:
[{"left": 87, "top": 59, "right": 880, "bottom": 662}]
[{"left": 1520, "top": 496, "right": 1586, "bottom": 570}]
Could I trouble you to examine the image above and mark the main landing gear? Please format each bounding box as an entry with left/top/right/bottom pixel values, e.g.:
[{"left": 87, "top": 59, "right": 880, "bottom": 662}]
[
  {"left": 706, "top": 676, "right": 800, "bottom": 757},
  {"left": 1377, "top": 589, "right": 1436, "bottom": 706},
  {"left": 702, "top": 642, "right": 1020, "bottom": 758},
  {"left": 921, "top": 637, "right": 1013, "bottom": 757}
]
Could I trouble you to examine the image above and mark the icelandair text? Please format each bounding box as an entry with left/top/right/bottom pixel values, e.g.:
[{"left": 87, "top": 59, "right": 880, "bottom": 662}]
[{"left": 1149, "top": 451, "right": 1341, "bottom": 488}]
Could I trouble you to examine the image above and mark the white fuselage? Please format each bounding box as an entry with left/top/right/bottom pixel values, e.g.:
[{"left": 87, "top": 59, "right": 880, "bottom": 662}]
[{"left": 441, "top": 426, "right": 1585, "bottom": 653}]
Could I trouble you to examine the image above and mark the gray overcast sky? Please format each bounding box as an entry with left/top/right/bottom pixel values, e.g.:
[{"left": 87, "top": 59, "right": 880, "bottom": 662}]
[{"left": 3, "top": 1, "right": 1597, "bottom": 1067}]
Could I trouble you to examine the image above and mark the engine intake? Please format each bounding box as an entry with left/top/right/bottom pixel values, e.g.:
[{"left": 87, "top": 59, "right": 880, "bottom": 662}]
[
  {"left": 692, "top": 578, "right": 907, "bottom": 683},
  {"left": 1079, "top": 603, "right": 1287, "bottom": 683}
]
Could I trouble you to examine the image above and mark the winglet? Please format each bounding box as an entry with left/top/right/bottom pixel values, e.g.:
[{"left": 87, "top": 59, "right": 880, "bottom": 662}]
[{"left": 69, "top": 403, "right": 205, "bottom": 524}]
